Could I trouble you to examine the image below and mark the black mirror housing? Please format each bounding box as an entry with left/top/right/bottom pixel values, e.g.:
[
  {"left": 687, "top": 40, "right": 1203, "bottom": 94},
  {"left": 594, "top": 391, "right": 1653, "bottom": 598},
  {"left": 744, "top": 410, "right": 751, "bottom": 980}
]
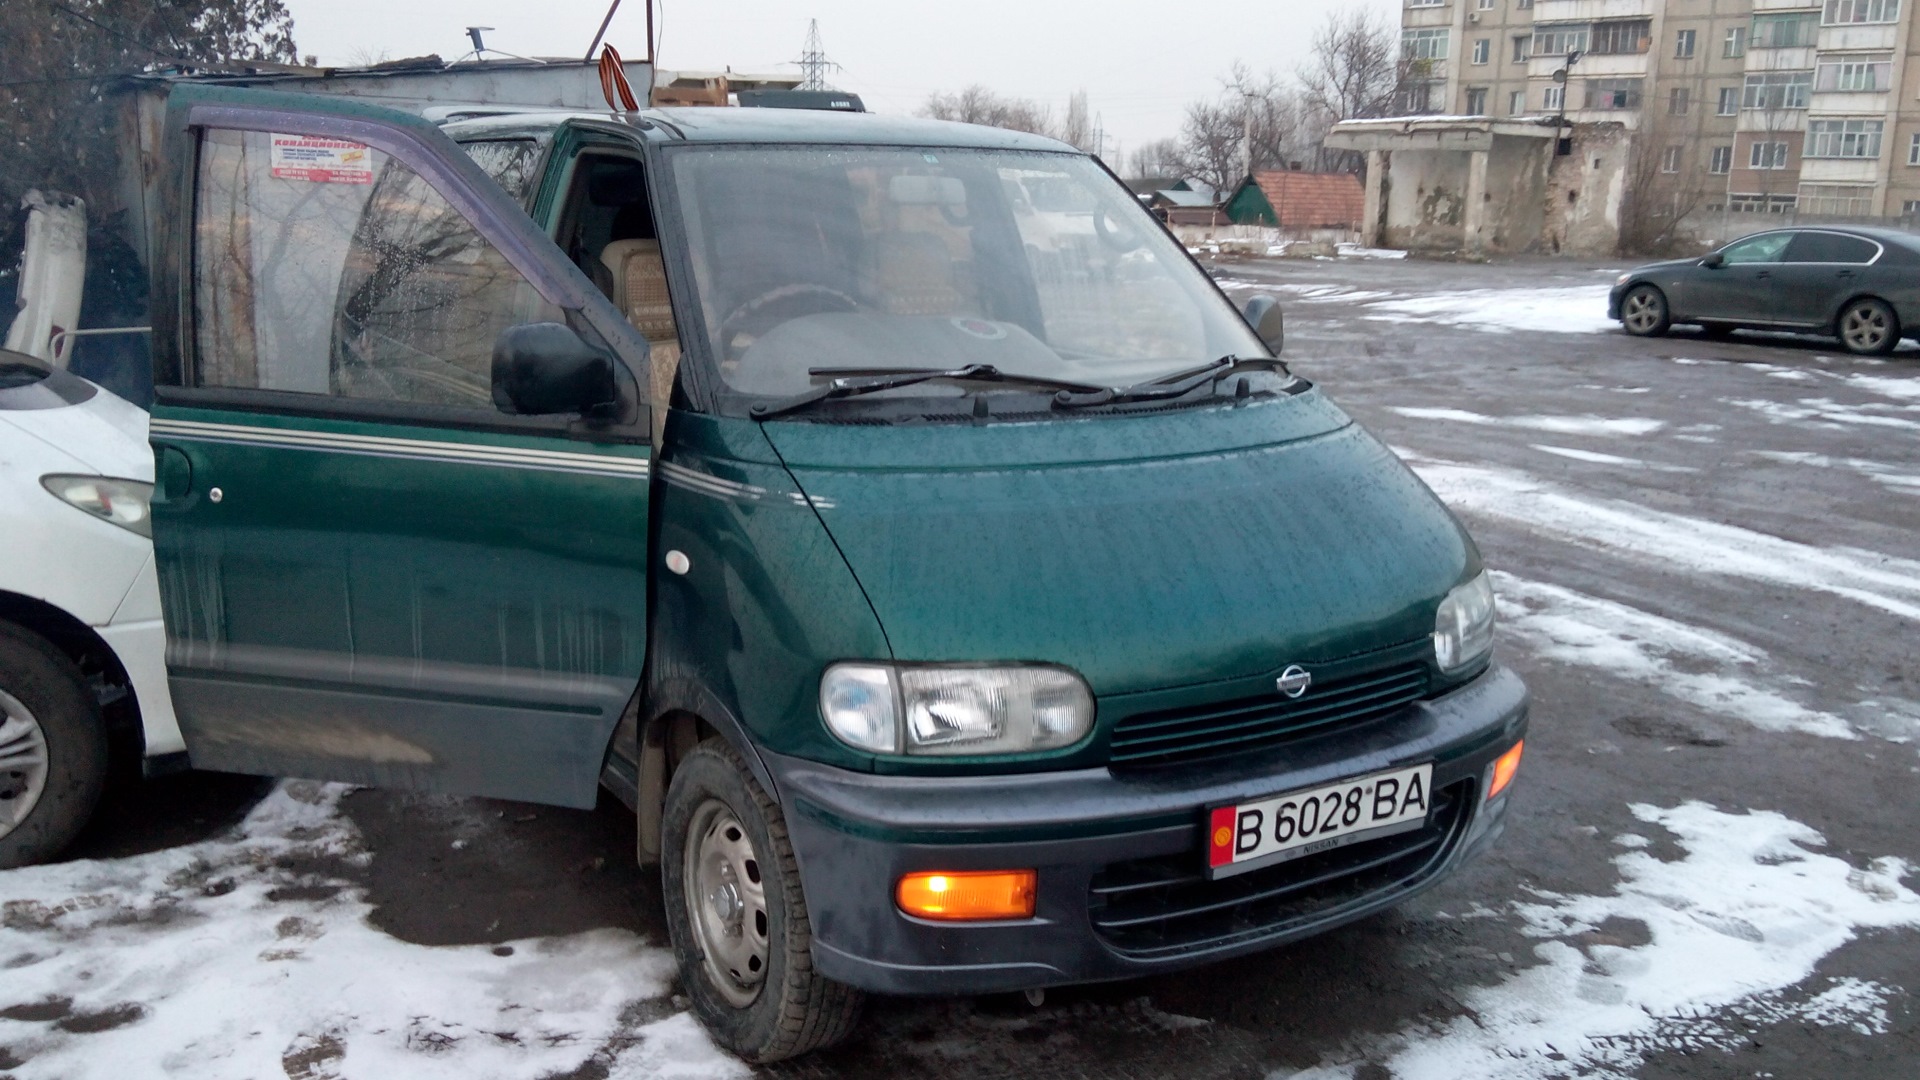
[
  {"left": 492, "top": 322, "right": 618, "bottom": 416},
  {"left": 1701, "top": 252, "right": 1726, "bottom": 269},
  {"left": 1241, "top": 294, "right": 1286, "bottom": 354}
]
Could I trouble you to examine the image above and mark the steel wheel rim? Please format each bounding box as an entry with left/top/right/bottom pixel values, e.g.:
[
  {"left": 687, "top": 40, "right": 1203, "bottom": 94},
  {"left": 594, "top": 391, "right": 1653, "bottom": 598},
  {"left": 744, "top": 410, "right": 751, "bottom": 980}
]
[
  {"left": 0, "top": 689, "right": 49, "bottom": 841},
  {"left": 1843, "top": 305, "right": 1889, "bottom": 350},
  {"left": 1623, "top": 291, "right": 1662, "bottom": 332},
  {"left": 683, "top": 798, "right": 770, "bottom": 1007}
]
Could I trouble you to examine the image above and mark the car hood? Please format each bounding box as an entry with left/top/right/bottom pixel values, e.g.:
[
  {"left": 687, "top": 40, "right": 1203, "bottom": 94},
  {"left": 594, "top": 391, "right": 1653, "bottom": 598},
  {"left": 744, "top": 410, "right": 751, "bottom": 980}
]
[
  {"left": 0, "top": 373, "right": 151, "bottom": 480},
  {"left": 763, "top": 391, "right": 1473, "bottom": 696},
  {"left": 1625, "top": 257, "right": 1699, "bottom": 279}
]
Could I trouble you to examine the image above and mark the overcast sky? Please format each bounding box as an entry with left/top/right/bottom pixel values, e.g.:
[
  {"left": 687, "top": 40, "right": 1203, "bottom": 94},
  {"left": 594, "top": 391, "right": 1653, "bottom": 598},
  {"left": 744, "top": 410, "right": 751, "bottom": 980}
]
[{"left": 282, "top": 0, "right": 1392, "bottom": 161}]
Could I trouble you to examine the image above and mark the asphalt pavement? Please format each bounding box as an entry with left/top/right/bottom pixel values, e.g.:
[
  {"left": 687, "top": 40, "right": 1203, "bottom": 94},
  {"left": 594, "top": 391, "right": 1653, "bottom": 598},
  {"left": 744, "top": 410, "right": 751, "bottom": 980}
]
[{"left": 25, "top": 254, "right": 1920, "bottom": 1080}]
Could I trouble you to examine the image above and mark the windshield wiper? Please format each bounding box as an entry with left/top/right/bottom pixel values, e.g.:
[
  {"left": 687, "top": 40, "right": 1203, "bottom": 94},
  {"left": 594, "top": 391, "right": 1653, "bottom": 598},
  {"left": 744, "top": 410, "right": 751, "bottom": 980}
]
[
  {"left": 1050, "top": 355, "right": 1288, "bottom": 410},
  {"left": 749, "top": 364, "right": 1104, "bottom": 419}
]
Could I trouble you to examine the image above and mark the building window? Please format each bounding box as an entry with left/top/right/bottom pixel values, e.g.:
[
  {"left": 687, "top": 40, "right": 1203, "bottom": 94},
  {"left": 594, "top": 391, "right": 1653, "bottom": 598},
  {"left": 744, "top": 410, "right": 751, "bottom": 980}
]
[
  {"left": 1516, "top": 0, "right": 1532, "bottom": 8},
  {"left": 1675, "top": 28, "right": 1697, "bottom": 58},
  {"left": 1590, "top": 20, "right": 1652, "bottom": 54},
  {"left": 1910, "top": 132, "right": 1920, "bottom": 164},
  {"left": 1532, "top": 25, "right": 1590, "bottom": 57},
  {"left": 1729, "top": 193, "right": 1798, "bottom": 213},
  {"left": 1724, "top": 26, "right": 1747, "bottom": 57},
  {"left": 1510, "top": 89, "right": 1527, "bottom": 114},
  {"left": 1466, "top": 87, "right": 1489, "bottom": 114},
  {"left": 1750, "top": 141, "right": 1791, "bottom": 169},
  {"left": 1478, "top": 0, "right": 1496, "bottom": 9},
  {"left": 1397, "top": 82, "right": 1441, "bottom": 114},
  {"left": 1717, "top": 87, "right": 1740, "bottom": 115},
  {"left": 1403, "top": 28, "right": 1451, "bottom": 61},
  {"left": 1799, "top": 184, "right": 1875, "bottom": 215},
  {"left": 1585, "top": 78, "right": 1644, "bottom": 109},
  {"left": 1902, "top": 199, "right": 1920, "bottom": 215},
  {"left": 1669, "top": 87, "right": 1691, "bottom": 115},
  {"left": 1806, "top": 119, "right": 1885, "bottom": 158},
  {"left": 1743, "top": 71, "right": 1814, "bottom": 111},
  {"left": 1513, "top": 36, "right": 1531, "bottom": 62},
  {"left": 1472, "top": 38, "right": 1491, "bottom": 64},
  {"left": 1544, "top": 85, "right": 1565, "bottom": 110},
  {"left": 1662, "top": 146, "right": 1683, "bottom": 173},
  {"left": 1751, "top": 12, "right": 1820, "bottom": 48},
  {"left": 1710, "top": 146, "right": 1733, "bottom": 174},
  {"left": 1408, "top": 0, "right": 1446, "bottom": 7},
  {"left": 1815, "top": 55, "right": 1893, "bottom": 92},
  {"left": 1824, "top": 0, "right": 1900, "bottom": 24}
]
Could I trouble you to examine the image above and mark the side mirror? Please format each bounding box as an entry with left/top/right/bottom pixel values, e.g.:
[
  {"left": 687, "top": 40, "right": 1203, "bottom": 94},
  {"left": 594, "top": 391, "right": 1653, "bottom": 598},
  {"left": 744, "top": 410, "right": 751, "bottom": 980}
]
[
  {"left": 1241, "top": 294, "right": 1285, "bottom": 354},
  {"left": 492, "top": 322, "right": 618, "bottom": 417},
  {"left": 1701, "top": 252, "right": 1726, "bottom": 269}
]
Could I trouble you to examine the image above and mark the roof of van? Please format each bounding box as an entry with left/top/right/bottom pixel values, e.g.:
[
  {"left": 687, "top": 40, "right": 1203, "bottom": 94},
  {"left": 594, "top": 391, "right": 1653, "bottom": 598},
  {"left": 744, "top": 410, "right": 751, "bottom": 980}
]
[{"left": 440, "top": 106, "right": 1080, "bottom": 154}]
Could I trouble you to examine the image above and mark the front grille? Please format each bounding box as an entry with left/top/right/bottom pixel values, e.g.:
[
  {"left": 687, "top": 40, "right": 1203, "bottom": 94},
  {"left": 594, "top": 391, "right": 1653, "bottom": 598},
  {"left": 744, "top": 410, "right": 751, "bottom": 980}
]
[
  {"left": 1087, "top": 781, "right": 1472, "bottom": 958},
  {"left": 1106, "top": 662, "right": 1430, "bottom": 770}
]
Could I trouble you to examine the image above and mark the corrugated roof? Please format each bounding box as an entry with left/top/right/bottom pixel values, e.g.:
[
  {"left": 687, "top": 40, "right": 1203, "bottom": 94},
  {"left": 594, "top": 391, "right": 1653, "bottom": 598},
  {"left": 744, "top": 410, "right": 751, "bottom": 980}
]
[{"left": 1250, "top": 171, "right": 1365, "bottom": 228}]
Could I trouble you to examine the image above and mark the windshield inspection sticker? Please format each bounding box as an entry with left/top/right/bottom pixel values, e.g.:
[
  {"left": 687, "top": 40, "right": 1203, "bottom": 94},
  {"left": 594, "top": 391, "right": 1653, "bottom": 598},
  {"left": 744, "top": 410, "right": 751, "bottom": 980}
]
[
  {"left": 269, "top": 135, "right": 374, "bottom": 184},
  {"left": 951, "top": 317, "right": 1008, "bottom": 341}
]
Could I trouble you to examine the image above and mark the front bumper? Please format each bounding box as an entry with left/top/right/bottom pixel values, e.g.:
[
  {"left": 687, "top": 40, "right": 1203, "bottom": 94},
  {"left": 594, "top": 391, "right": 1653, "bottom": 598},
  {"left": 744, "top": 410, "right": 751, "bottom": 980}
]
[
  {"left": 1607, "top": 283, "right": 1628, "bottom": 320},
  {"left": 766, "top": 663, "right": 1528, "bottom": 995}
]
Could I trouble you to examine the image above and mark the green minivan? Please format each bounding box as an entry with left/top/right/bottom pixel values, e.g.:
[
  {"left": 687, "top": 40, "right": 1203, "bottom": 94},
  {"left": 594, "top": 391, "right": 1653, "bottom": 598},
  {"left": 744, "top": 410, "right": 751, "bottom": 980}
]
[{"left": 135, "top": 84, "right": 1526, "bottom": 1061}]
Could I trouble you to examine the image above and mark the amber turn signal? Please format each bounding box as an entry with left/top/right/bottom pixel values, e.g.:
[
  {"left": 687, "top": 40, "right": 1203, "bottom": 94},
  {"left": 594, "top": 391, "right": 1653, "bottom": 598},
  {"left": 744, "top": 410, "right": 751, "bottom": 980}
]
[
  {"left": 1487, "top": 740, "right": 1524, "bottom": 800},
  {"left": 896, "top": 870, "right": 1037, "bottom": 921}
]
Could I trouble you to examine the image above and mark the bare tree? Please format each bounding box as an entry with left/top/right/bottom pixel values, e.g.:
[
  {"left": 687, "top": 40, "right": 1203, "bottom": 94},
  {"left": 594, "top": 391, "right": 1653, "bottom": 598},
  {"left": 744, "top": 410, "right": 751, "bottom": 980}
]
[
  {"left": 920, "top": 86, "right": 1056, "bottom": 138},
  {"left": 1127, "top": 139, "right": 1184, "bottom": 182},
  {"left": 1059, "top": 90, "right": 1094, "bottom": 153},
  {"left": 1298, "top": 10, "right": 1405, "bottom": 170},
  {"left": 1171, "top": 65, "right": 1310, "bottom": 195}
]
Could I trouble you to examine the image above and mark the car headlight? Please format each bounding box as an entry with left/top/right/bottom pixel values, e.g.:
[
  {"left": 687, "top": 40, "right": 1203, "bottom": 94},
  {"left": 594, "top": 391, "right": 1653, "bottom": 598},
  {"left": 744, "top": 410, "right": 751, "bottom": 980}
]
[
  {"left": 820, "top": 663, "right": 1094, "bottom": 756},
  {"left": 1615, "top": 273, "right": 1632, "bottom": 286},
  {"left": 41, "top": 475, "right": 154, "bottom": 537},
  {"left": 1433, "top": 570, "right": 1495, "bottom": 673}
]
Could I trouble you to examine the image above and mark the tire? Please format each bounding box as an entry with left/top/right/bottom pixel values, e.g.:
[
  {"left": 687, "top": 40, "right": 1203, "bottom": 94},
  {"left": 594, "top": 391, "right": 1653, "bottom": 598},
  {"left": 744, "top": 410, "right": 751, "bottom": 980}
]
[
  {"left": 662, "top": 739, "right": 862, "bottom": 1062},
  {"left": 1619, "top": 285, "right": 1672, "bottom": 338},
  {"left": 0, "top": 624, "right": 108, "bottom": 869},
  {"left": 1837, "top": 297, "right": 1899, "bottom": 356}
]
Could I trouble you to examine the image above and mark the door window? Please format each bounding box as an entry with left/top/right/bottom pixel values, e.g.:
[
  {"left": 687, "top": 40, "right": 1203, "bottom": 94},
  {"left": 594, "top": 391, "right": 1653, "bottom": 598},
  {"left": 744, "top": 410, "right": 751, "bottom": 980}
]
[
  {"left": 1783, "top": 231, "right": 1880, "bottom": 263},
  {"left": 193, "top": 128, "right": 559, "bottom": 409},
  {"left": 1720, "top": 233, "right": 1794, "bottom": 264}
]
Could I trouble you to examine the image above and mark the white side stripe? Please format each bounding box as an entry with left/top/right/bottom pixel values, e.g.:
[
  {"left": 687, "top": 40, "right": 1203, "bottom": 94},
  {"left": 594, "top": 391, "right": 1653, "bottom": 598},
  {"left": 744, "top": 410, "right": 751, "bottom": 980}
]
[{"left": 149, "top": 419, "right": 650, "bottom": 479}]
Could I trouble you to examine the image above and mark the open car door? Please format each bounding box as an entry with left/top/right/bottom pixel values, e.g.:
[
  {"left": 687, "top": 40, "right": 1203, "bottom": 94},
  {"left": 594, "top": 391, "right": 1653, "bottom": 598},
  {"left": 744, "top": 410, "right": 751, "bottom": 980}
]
[{"left": 147, "top": 85, "right": 656, "bottom": 807}]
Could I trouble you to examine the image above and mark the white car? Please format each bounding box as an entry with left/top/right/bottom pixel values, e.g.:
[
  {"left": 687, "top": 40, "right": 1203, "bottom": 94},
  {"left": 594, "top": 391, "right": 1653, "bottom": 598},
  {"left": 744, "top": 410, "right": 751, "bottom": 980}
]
[{"left": 0, "top": 347, "right": 178, "bottom": 868}]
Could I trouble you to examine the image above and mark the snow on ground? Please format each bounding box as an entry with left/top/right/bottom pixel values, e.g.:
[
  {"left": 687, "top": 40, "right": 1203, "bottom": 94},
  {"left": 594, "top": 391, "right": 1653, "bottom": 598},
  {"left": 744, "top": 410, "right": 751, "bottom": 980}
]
[
  {"left": 1528, "top": 445, "right": 1699, "bottom": 474},
  {"left": 1334, "top": 243, "right": 1408, "bottom": 260},
  {"left": 0, "top": 784, "right": 743, "bottom": 1080},
  {"left": 1288, "top": 802, "right": 1920, "bottom": 1080},
  {"left": 1362, "top": 286, "right": 1616, "bottom": 335},
  {"left": 1722, "top": 396, "right": 1920, "bottom": 433},
  {"left": 1753, "top": 450, "right": 1920, "bottom": 496},
  {"left": 1403, "top": 453, "right": 1920, "bottom": 624},
  {"left": 1385, "top": 407, "right": 1664, "bottom": 437},
  {"left": 1492, "top": 573, "right": 1855, "bottom": 740}
]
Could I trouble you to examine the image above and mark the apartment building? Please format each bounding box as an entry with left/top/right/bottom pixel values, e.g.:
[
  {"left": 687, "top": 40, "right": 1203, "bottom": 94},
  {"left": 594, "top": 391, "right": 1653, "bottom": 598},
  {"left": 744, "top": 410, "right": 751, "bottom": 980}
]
[{"left": 1399, "top": 0, "right": 1920, "bottom": 221}]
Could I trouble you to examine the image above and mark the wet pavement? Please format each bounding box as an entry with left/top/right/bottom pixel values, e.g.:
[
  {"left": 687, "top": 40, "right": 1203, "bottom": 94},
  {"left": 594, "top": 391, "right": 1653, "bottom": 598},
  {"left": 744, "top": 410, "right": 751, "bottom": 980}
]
[{"left": 11, "top": 254, "right": 1919, "bottom": 1079}]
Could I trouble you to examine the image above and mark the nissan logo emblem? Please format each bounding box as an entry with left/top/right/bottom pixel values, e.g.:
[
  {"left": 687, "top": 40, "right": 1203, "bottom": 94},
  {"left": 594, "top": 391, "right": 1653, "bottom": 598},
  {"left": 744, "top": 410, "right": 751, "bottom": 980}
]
[{"left": 1276, "top": 665, "right": 1312, "bottom": 699}]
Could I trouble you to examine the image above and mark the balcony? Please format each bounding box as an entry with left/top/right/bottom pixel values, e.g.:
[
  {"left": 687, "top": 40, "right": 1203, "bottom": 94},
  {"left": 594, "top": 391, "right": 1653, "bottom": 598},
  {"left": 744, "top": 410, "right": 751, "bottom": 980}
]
[
  {"left": 1531, "top": 0, "right": 1653, "bottom": 19},
  {"left": 1820, "top": 24, "right": 1901, "bottom": 50}
]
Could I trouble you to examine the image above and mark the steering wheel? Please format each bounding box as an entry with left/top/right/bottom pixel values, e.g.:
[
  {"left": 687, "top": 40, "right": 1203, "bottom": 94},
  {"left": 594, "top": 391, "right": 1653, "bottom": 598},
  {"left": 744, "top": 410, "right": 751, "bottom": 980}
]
[{"left": 718, "top": 283, "right": 864, "bottom": 360}]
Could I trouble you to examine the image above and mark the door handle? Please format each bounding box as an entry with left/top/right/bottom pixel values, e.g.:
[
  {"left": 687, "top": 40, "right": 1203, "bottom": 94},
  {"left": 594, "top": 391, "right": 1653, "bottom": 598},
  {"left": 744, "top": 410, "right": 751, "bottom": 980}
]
[
  {"left": 1837, "top": 270, "right": 1856, "bottom": 279},
  {"left": 151, "top": 444, "right": 200, "bottom": 512}
]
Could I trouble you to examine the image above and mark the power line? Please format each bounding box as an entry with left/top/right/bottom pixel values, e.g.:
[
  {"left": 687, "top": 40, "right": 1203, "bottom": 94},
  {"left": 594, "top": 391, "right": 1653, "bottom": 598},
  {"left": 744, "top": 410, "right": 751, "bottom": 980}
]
[{"left": 794, "top": 19, "right": 839, "bottom": 92}]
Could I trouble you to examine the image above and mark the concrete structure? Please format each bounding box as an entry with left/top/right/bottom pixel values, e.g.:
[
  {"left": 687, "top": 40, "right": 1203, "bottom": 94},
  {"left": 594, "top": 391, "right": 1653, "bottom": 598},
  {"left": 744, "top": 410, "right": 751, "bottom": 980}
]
[
  {"left": 1327, "top": 116, "right": 1629, "bottom": 254},
  {"left": 1398, "top": 0, "right": 1920, "bottom": 233}
]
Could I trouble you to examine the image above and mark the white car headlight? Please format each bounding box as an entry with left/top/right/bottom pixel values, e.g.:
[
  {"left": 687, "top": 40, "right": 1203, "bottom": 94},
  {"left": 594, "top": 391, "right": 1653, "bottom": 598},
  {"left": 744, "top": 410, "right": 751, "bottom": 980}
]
[
  {"left": 820, "top": 663, "right": 1094, "bottom": 756},
  {"left": 1615, "top": 273, "right": 1632, "bottom": 286},
  {"left": 1433, "top": 570, "right": 1496, "bottom": 673},
  {"left": 41, "top": 475, "right": 154, "bottom": 537}
]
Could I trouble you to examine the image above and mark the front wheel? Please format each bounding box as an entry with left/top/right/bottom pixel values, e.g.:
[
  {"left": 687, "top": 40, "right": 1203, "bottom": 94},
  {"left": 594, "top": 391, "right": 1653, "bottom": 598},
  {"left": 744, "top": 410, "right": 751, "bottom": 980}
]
[
  {"left": 662, "top": 739, "right": 863, "bottom": 1063},
  {"left": 1619, "top": 285, "right": 1671, "bottom": 338},
  {"left": 1838, "top": 298, "right": 1899, "bottom": 356},
  {"left": 0, "top": 625, "right": 108, "bottom": 869}
]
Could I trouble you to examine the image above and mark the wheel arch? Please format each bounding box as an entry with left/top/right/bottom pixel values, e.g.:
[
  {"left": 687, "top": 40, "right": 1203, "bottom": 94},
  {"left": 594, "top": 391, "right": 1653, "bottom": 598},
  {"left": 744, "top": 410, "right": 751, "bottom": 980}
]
[
  {"left": 607, "top": 674, "right": 783, "bottom": 867},
  {"left": 1829, "top": 291, "right": 1900, "bottom": 334},
  {"left": 0, "top": 591, "right": 143, "bottom": 775}
]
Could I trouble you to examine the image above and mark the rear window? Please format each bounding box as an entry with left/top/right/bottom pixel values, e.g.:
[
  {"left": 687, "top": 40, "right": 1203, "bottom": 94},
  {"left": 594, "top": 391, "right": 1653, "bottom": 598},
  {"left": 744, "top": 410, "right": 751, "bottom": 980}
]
[
  {"left": 0, "top": 348, "right": 50, "bottom": 390},
  {"left": 1784, "top": 231, "right": 1880, "bottom": 264}
]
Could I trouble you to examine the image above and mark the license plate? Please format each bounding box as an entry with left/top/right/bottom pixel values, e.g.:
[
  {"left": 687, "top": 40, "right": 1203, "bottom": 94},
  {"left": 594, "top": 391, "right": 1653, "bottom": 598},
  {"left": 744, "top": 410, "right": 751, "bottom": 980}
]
[{"left": 1206, "top": 763, "right": 1434, "bottom": 879}]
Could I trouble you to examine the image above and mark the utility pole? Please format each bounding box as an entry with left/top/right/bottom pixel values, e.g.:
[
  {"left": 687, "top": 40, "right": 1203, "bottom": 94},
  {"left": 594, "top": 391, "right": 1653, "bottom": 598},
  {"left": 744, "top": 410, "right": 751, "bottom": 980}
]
[
  {"left": 1242, "top": 91, "right": 1258, "bottom": 180},
  {"left": 795, "top": 19, "right": 838, "bottom": 91}
]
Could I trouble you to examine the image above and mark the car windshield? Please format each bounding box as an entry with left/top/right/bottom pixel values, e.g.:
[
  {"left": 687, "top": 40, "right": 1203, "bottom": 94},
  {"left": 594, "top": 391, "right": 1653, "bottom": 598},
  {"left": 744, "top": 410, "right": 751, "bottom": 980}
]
[{"left": 666, "top": 146, "right": 1265, "bottom": 406}]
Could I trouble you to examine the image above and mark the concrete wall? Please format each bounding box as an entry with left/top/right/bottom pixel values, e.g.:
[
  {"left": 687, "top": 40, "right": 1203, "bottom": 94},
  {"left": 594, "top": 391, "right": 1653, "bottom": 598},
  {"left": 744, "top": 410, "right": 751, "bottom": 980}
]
[
  {"left": 1486, "top": 136, "right": 1550, "bottom": 252},
  {"left": 1544, "top": 124, "right": 1633, "bottom": 255},
  {"left": 1381, "top": 149, "right": 1472, "bottom": 252}
]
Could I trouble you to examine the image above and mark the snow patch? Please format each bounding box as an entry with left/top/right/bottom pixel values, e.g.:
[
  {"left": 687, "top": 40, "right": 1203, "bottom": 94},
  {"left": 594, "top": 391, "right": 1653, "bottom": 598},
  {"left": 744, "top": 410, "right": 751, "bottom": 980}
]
[
  {"left": 1529, "top": 445, "right": 1698, "bottom": 473},
  {"left": 0, "top": 783, "right": 744, "bottom": 1080},
  {"left": 1406, "top": 454, "right": 1920, "bottom": 623},
  {"left": 1723, "top": 396, "right": 1920, "bottom": 433},
  {"left": 1335, "top": 243, "right": 1409, "bottom": 260},
  {"left": 1386, "top": 407, "right": 1664, "bottom": 436},
  {"left": 1493, "top": 573, "right": 1855, "bottom": 739},
  {"left": 1362, "top": 286, "right": 1616, "bottom": 335},
  {"left": 1753, "top": 450, "right": 1920, "bottom": 496},
  {"left": 1288, "top": 802, "right": 1920, "bottom": 1080}
]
